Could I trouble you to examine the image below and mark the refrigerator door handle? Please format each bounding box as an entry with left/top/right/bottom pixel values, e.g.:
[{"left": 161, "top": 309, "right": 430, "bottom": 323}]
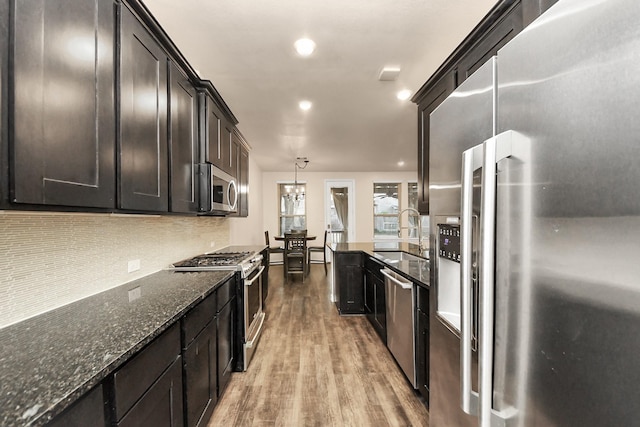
[
  {"left": 479, "top": 130, "right": 521, "bottom": 427},
  {"left": 460, "top": 143, "right": 484, "bottom": 416}
]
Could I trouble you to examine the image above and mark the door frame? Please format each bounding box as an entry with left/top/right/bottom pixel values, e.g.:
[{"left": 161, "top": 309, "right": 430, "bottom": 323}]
[{"left": 324, "top": 179, "right": 356, "bottom": 242}]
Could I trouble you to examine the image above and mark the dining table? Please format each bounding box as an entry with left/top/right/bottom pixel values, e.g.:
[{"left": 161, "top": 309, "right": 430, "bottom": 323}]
[{"left": 273, "top": 235, "right": 316, "bottom": 278}]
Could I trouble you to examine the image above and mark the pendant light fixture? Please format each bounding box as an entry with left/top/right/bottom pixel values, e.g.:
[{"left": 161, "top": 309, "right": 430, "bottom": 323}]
[{"left": 285, "top": 157, "right": 309, "bottom": 202}]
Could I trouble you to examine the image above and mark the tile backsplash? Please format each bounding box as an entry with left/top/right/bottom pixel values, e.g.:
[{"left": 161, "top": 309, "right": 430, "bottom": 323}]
[{"left": 0, "top": 211, "right": 229, "bottom": 328}]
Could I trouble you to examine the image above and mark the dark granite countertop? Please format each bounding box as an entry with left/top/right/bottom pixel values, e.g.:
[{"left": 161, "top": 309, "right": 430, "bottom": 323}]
[
  {"left": 0, "top": 269, "right": 235, "bottom": 426},
  {"left": 328, "top": 241, "right": 430, "bottom": 287}
]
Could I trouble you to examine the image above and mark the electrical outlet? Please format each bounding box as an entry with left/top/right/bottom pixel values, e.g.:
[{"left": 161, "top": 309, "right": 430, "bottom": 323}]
[
  {"left": 127, "top": 259, "right": 141, "bottom": 273},
  {"left": 128, "top": 286, "right": 141, "bottom": 302},
  {"left": 210, "top": 241, "right": 216, "bottom": 248}
]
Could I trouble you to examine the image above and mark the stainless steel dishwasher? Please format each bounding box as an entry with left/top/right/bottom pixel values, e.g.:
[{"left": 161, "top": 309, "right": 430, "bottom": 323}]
[{"left": 381, "top": 268, "right": 417, "bottom": 388}]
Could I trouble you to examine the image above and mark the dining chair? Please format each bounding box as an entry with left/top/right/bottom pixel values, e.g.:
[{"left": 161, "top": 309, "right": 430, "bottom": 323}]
[
  {"left": 265, "top": 231, "right": 284, "bottom": 265},
  {"left": 284, "top": 231, "right": 307, "bottom": 282},
  {"left": 307, "top": 230, "right": 328, "bottom": 274}
]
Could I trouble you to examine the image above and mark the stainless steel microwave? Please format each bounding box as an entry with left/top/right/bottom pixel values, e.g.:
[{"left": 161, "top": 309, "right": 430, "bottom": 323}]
[{"left": 199, "top": 163, "right": 237, "bottom": 214}]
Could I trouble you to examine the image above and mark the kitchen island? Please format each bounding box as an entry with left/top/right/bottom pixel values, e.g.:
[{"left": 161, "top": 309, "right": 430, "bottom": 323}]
[
  {"left": 328, "top": 241, "right": 430, "bottom": 287},
  {"left": 328, "top": 241, "right": 431, "bottom": 404},
  {"left": 0, "top": 269, "right": 234, "bottom": 426}
]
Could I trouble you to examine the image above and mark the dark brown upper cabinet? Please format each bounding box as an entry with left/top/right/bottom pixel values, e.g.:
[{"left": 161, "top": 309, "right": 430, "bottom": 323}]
[
  {"left": 200, "top": 93, "right": 222, "bottom": 167},
  {"left": 11, "top": 0, "right": 116, "bottom": 208},
  {"left": 169, "top": 61, "right": 199, "bottom": 213},
  {"left": 238, "top": 143, "right": 249, "bottom": 218},
  {"left": 416, "top": 71, "right": 456, "bottom": 215},
  {"left": 413, "top": 0, "right": 558, "bottom": 215},
  {"left": 456, "top": 1, "right": 523, "bottom": 85},
  {"left": 220, "top": 122, "right": 233, "bottom": 176},
  {"left": 229, "top": 129, "right": 248, "bottom": 217},
  {"left": 119, "top": 4, "right": 169, "bottom": 212}
]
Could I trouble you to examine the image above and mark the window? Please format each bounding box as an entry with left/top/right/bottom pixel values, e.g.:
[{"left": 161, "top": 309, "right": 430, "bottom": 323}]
[
  {"left": 373, "top": 183, "right": 399, "bottom": 238},
  {"left": 279, "top": 183, "right": 306, "bottom": 234}
]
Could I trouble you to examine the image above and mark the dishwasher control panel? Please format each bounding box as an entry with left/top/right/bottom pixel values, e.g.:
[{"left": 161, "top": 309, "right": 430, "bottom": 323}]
[{"left": 438, "top": 224, "right": 460, "bottom": 262}]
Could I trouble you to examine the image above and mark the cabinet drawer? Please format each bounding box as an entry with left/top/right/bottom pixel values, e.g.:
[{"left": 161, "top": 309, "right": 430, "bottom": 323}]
[
  {"left": 216, "top": 277, "right": 234, "bottom": 311},
  {"left": 183, "top": 292, "right": 217, "bottom": 346},
  {"left": 113, "top": 322, "right": 180, "bottom": 421}
]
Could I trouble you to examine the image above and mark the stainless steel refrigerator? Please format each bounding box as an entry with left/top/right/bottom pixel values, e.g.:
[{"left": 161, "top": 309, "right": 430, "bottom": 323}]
[{"left": 428, "top": 0, "right": 640, "bottom": 426}]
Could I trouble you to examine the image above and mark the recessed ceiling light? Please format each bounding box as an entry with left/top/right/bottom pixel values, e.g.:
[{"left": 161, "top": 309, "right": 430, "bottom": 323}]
[
  {"left": 294, "top": 38, "right": 316, "bottom": 56},
  {"left": 299, "top": 100, "right": 312, "bottom": 111},
  {"left": 397, "top": 89, "right": 412, "bottom": 101}
]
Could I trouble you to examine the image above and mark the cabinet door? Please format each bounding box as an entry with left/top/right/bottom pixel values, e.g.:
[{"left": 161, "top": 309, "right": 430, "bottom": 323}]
[
  {"left": 230, "top": 132, "right": 239, "bottom": 180},
  {"left": 342, "top": 265, "right": 364, "bottom": 314},
  {"left": 169, "top": 62, "right": 199, "bottom": 213},
  {"left": 238, "top": 145, "right": 249, "bottom": 217},
  {"left": 456, "top": 1, "right": 523, "bottom": 84},
  {"left": 220, "top": 123, "right": 233, "bottom": 175},
  {"left": 373, "top": 274, "right": 387, "bottom": 343},
  {"left": 364, "top": 270, "right": 374, "bottom": 316},
  {"left": 217, "top": 298, "right": 235, "bottom": 396},
  {"left": 203, "top": 95, "right": 222, "bottom": 167},
  {"left": 183, "top": 321, "right": 217, "bottom": 427},
  {"left": 12, "top": 0, "right": 115, "bottom": 208},
  {"left": 117, "top": 358, "right": 183, "bottom": 427},
  {"left": 334, "top": 253, "right": 364, "bottom": 314},
  {"left": 119, "top": 5, "right": 169, "bottom": 212},
  {"left": 417, "top": 70, "right": 456, "bottom": 214},
  {"left": 416, "top": 286, "right": 430, "bottom": 403}
]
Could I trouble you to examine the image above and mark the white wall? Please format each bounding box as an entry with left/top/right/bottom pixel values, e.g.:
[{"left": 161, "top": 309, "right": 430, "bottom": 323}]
[{"left": 261, "top": 171, "right": 417, "bottom": 243}]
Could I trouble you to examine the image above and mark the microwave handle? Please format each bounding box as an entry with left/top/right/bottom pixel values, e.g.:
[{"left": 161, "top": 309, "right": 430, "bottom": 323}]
[{"left": 228, "top": 179, "right": 238, "bottom": 211}]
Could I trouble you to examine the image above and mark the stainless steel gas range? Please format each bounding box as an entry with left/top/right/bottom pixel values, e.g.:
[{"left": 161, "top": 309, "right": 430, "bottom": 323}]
[{"left": 169, "top": 247, "right": 267, "bottom": 371}]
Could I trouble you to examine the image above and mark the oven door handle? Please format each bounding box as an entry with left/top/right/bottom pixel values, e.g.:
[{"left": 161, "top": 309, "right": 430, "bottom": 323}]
[
  {"left": 245, "top": 265, "right": 265, "bottom": 286},
  {"left": 246, "top": 312, "right": 265, "bottom": 349}
]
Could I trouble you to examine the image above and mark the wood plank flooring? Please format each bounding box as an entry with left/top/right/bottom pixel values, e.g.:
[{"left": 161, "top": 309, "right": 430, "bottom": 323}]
[{"left": 207, "top": 264, "right": 430, "bottom": 426}]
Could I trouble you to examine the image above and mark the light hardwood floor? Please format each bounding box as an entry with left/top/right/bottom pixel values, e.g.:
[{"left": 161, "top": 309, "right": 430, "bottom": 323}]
[{"left": 207, "top": 264, "right": 430, "bottom": 426}]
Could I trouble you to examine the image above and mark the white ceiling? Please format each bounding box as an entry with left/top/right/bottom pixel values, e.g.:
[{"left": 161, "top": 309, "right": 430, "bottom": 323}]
[{"left": 143, "top": 0, "right": 497, "bottom": 173}]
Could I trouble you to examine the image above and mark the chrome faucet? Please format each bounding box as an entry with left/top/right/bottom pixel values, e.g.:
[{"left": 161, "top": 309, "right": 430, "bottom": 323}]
[{"left": 398, "top": 207, "right": 425, "bottom": 253}]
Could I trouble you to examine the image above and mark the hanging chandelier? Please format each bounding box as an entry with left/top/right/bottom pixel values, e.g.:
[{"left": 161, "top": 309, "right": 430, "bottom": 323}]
[{"left": 285, "top": 157, "right": 309, "bottom": 202}]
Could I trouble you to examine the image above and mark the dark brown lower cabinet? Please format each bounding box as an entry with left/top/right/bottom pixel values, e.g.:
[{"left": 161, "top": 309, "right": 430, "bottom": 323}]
[
  {"left": 117, "top": 358, "right": 183, "bottom": 427},
  {"left": 46, "top": 385, "right": 105, "bottom": 427},
  {"left": 364, "top": 256, "right": 386, "bottom": 343},
  {"left": 47, "top": 277, "right": 238, "bottom": 427},
  {"left": 183, "top": 321, "right": 217, "bottom": 427},
  {"left": 217, "top": 298, "right": 234, "bottom": 396},
  {"left": 373, "top": 273, "right": 386, "bottom": 342},
  {"left": 416, "top": 286, "right": 430, "bottom": 404},
  {"left": 333, "top": 252, "right": 364, "bottom": 315},
  {"left": 112, "top": 323, "right": 182, "bottom": 426}
]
